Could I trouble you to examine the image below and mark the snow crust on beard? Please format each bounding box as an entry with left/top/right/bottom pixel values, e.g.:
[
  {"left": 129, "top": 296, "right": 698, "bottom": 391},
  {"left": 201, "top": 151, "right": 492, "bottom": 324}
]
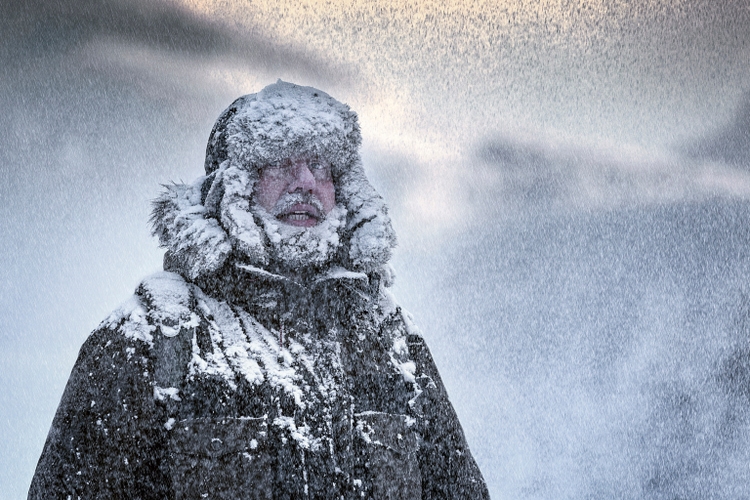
[{"left": 252, "top": 199, "right": 346, "bottom": 270}]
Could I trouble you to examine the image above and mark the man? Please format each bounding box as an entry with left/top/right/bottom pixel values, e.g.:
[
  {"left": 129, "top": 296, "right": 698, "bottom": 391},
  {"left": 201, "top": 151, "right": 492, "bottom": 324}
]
[{"left": 29, "top": 81, "right": 489, "bottom": 499}]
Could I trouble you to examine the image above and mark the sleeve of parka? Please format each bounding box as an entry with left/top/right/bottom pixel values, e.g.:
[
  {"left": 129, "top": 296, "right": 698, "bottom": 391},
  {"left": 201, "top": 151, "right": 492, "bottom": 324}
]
[
  {"left": 28, "top": 328, "right": 171, "bottom": 500},
  {"left": 407, "top": 334, "right": 491, "bottom": 500}
]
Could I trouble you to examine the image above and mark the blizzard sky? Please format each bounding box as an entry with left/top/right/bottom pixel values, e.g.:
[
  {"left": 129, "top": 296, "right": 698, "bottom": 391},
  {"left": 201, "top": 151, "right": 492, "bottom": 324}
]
[{"left": 2, "top": 1, "right": 750, "bottom": 498}]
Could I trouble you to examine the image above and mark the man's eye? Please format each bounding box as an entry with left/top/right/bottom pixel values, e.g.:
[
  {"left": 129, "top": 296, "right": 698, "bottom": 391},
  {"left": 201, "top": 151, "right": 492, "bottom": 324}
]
[{"left": 268, "top": 162, "right": 291, "bottom": 171}]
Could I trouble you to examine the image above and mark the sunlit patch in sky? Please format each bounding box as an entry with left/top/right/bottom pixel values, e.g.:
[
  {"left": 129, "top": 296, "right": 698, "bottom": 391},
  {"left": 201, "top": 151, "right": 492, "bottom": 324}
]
[
  {"left": 178, "top": 0, "right": 750, "bottom": 145},
  {"left": 168, "top": 0, "right": 750, "bottom": 237}
]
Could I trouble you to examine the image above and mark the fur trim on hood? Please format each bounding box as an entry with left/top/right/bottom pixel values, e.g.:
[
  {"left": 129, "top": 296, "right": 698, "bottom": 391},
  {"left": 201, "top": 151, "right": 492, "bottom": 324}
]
[{"left": 151, "top": 81, "right": 397, "bottom": 283}]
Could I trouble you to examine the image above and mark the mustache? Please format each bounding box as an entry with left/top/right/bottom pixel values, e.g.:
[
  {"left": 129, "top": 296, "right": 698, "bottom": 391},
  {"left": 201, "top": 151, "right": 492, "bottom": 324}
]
[{"left": 271, "top": 192, "right": 325, "bottom": 217}]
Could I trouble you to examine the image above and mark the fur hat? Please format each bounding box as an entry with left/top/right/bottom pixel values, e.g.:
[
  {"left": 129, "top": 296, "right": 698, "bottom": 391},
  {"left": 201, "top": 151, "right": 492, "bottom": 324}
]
[{"left": 151, "top": 81, "right": 397, "bottom": 281}]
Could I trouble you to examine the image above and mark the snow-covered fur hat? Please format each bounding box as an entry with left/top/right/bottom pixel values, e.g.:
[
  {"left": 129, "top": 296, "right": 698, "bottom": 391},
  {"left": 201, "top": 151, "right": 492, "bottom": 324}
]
[{"left": 151, "top": 80, "right": 397, "bottom": 281}]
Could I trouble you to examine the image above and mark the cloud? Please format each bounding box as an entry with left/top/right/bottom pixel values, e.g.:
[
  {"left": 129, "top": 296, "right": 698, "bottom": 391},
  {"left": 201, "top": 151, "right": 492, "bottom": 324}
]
[
  {"left": 471, "top": 131, "right": 750, "bottom": 218},
  {"left": 0, "top": 0, "right": 361, "bottom": 239},
  {"left": 685, "top": 92, "right": 750, "bottom": 168},
  {"left": 1, "top": 0, "right": 352, "bottom": 85}
]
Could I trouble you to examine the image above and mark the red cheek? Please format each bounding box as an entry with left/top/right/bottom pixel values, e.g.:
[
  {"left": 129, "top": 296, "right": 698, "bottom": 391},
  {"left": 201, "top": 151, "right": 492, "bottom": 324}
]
[
  {"left": 255, "top": 177, "right": 288, "bottom": 212},
  {"left": 315, "top": 181, "right": 336, "bottom": 214}
]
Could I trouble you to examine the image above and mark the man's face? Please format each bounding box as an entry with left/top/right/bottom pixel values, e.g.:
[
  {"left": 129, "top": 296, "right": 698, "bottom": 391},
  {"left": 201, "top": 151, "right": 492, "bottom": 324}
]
[{"left": 255, "top": 156, "right": 336, "bottom": 227}]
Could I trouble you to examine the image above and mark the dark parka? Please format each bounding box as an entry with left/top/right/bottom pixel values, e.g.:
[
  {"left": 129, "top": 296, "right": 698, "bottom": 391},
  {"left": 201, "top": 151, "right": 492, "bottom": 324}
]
[{"left": 29, "top": 82, "right": 490, "bottom": 500}]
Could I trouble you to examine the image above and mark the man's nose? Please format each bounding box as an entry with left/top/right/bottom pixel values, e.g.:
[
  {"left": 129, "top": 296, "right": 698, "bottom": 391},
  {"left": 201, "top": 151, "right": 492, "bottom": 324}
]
[{"left": 288, "top": 160, "right": 316, "bottom": 192}]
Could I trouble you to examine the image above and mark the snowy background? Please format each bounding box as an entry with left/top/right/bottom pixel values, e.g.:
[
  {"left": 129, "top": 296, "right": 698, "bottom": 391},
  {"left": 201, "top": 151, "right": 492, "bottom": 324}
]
[{"left": 3, "top": 0, "right": 750, "bottom": 498}]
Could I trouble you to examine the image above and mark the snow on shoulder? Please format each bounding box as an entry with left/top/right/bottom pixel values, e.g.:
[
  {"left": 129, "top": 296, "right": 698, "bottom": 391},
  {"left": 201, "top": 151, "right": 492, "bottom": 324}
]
[{"left": 99, "top": 272, "right": 200, "bottom": 346}]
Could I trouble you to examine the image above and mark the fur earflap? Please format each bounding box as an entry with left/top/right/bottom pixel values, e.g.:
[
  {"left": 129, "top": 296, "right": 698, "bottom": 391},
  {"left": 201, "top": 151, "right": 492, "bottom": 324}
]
[
  {"left": 151, "top": 81, "right": 396, "bottom": 282},
  {"left": 150, "top": 178, "right": 233, "bottom": 280}
]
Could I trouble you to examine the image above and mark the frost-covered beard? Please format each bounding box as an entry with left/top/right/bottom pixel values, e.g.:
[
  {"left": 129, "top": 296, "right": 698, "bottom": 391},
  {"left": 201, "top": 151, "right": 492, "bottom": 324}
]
[{"left": 252, "top": 193, "right": 346, "bottom": 271}]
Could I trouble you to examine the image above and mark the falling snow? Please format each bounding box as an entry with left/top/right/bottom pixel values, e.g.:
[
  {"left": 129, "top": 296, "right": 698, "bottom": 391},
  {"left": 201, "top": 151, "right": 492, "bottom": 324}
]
[{"left": 4, "top": 1, "right": 750, "bottom": 499}]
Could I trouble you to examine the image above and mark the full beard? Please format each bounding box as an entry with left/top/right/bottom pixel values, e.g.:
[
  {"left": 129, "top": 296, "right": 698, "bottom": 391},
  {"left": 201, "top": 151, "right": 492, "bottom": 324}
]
[{"left": 252, "top": 194, "right": 346, "bottom": 272}]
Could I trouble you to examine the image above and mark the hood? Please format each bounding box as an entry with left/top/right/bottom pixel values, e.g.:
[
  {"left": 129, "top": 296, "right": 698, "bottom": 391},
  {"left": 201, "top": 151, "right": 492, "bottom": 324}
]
[{"left": 150, "top": 81, "right": 397, "bottom": 283}]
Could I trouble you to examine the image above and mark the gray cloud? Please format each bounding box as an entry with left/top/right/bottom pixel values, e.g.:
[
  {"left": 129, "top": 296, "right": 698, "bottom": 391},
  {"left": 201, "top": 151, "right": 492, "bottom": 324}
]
[
  {"left": 395, "top": 199, "right": 750, "bottom": 498},
  {"left": 685, "top": 92, "right": 750, "bottom": 168},
  {"left": 470, "top": 126, "right": 750, "bottom": 221},
  {"left": 1, "top": 0, "right": 349, "bottom": 81}
]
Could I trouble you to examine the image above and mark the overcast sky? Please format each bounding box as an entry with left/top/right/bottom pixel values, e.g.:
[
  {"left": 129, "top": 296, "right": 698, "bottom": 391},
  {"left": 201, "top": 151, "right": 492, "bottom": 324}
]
[{"left": 2, "top": 1, "right": 750, "bottom": 498}]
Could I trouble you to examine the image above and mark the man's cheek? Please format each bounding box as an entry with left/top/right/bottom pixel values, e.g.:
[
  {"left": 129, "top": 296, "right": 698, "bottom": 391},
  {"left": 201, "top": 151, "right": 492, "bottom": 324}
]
[
  {"left": 255, "top": 180, "right": 285, "bottom": 212},
  {"left": 317, "top": 182, "right": 336, "bottom": 213}
]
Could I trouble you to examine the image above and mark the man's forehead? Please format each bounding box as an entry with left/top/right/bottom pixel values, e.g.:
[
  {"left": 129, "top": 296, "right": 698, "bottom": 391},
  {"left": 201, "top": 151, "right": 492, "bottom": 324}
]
[{"left": 278, "top": 153, "right": 330, "bottom": 164}]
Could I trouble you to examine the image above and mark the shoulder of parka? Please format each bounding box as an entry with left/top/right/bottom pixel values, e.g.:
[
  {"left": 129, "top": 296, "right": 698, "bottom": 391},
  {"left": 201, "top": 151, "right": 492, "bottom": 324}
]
[
  {"left": 98, "top": 271, "right": 200, "bottom": 345},
  {"left": 28, "top": 272, "right": 202, "bottom": 500},
  {"left": 28, "top": 324, "right": 171, "bottom": 499},
  {"left": 399, "top": 320, "right": 492, "bottom": 500}
]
